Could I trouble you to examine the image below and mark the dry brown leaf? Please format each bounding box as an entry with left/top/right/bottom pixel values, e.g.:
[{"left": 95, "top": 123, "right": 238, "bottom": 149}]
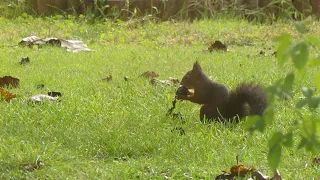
[
  {"left": 215, "top": 173, "right": 234, "bottom": 180},
  {"left": 259, "top": 50, "right": 266, "bottom": 56},
  {"left": 18, "top": 36, "right": 41, "bottom": 46},
  {"left": 22, "top": 160, "right": 44, "bottom": 171},
  {"left": 208, "top": 40, "right": 227, "bottom": 52},
  {"left": 252, "top": 170, "right": 270, "bottom": 180},
  {"left": 0, "top": 76, "right": 20, "bottom": 88},
  {"left": 48, "top": 91, "right": 62, "bottom": 97},
  {"left": 169, "top": 77, "right": 180, "bottom": 84},
  {"left": 141, "top": 71, "right": 159, "bottom": 79},
  {"left": 229, "top": 164, "right": 254, "bottom": 177},
  {"left": 272, "top": 51, "right": 277, "bottom": 57},
  {"left": 19, "top": 57, "right": 30, "bottom": 65},
  {"left": 270, "top": 169, "right": 282, "bottom": 180},
  {"left": 217, "top": 165, "right": 272, "bottom": 180},
  {"left": 0, "top": 88, "right": 16, "bottom": 101},
  {"left": 312, "top": 157, "right": 320, "bottom": 166},
  {"left": 216, "top": 156, "right": 273, "bottom": 180},
  {"left": 36, "top": 84, "right": 45, "bottom": 89},
  {"left": 102, "top": 75, "right": 112, "bottom": 82}
]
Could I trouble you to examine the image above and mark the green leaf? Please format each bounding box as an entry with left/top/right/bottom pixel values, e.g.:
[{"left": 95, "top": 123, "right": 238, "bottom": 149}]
[
  {"left": 276, "top": 34, "right": 293, "bottom": 65},
  {"left": 269, "top": 132, "right": 283, "bottom": 148},
  {"left": 282, "top": 73, "right": 295, "bottom": 93},
  {"left": 244, "top": 115, "right": 265, "bottom": 133},
  {"left": 298, "top": 137, "right": 307, "bottom": 149},
  {"left": 296, "top": 99, "right": 307, "bottom": 108},
  {"left": 282, "top": 132, "right": 293, "bottom": 147},
  {"left": 306, "top": 35, "right": 320, "bottom": 47},
  {"left": 268, "top": 144, "right": 282, "bottom": 171},
  {"left": 268, "top": 132, "right": 283, "bottom": 170},
  {"left": 315, "top": 72, "right": 320, "bottom": 89},
  {"left": 301, "top": 87, "right": 313, "bottom": 98},
  {"left": 263, "top": 107, "right": 274, "bottom": 125},
  {"left": 308, "top": 98, "right": 320, "bottom": 109},
  {"left": 291, "top": 42, "right": 309, "bottom": 70},
  {"left": 295, "top": 21, "right": 308, "bottom": 34}
]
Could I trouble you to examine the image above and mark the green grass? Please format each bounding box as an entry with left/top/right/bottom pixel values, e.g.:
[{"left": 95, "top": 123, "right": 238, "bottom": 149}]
[{"left": 0, "top": 15, "right": 319, "bottom": 179}]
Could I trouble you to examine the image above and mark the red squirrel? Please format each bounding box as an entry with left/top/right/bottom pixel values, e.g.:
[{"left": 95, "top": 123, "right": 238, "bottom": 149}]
[{"left": 176, "top": 62, "right": 268, "bottom": 122}]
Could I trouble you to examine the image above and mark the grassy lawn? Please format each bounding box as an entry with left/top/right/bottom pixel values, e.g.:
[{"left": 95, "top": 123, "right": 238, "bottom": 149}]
[{"left": 0, "top": 15, "right": 319, "bottom": 179}]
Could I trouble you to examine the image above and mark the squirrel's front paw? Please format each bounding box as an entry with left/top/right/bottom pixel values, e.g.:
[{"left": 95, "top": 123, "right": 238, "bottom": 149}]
[
  {"left": 175, "top": 94, "right": 188, "bottom": 100},
  {"left": 176, "top": 86, "right": 189, "bottom": 101},
  {"left": 176, "top": 86, "right": 190, "bottom": 95},
  {"left": 175, "top": 86, "right": 194, "bottom": 100}
]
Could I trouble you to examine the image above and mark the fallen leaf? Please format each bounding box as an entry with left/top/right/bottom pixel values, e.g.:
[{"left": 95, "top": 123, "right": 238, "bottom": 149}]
[
  {"left": 150, "top": 78, "right": 170, "bottom": 86},
  {"left": 0, "top": 88, "right": 16, "bottom": 101},
  {"left": 215, "top": 173, "right": 233, "bottom": 180},
  {"left": 61, "top": 39, "right": 94, "bottom": 53},
  {"left": 150, "top": 77, "right": 179, "bottom": 86},
  {"left": 271, "top": 169, "right": 282, "bottom": 180},
  {"left": 252, "top": 170, "right": 270, "bottom": 180},
  {"left": 113, "top": 156, "right": 128, "bottom": 161},
  {"left": 272, "top": 51, "right": 277, "bottom": 57},
  {"left": 259, "top": 50, "right": 266, "bottom": 56},
  {"left": 169, "top": 77, "right": 180, "bottom": 84},
  {"left": 229, "top": 164, "right": 254, "bottom": 177},
  {"left": 36, "top": 84, "right": 45, "bottom": 89},
  {"left": 18, "top": 36, "right": 41, "bottom": 46},
  {"left": 22, "top": 160, "right": 44, "bottom": 171},
  {"left": 19, "top": 36, "right": 94, "bottom": 53},
  {"left": 0, "top": 76, "right": 20, "bottom": 88},
  {"left": 217, "top": 164, "right": 271, "bottom": 180},
  {"left": 312, "top": 157, "right": 320, "bottom": 166},
  {"left": 48, "top": 91, "right": 62, "bottom": 97},
  {"left": 19, "top": 57, "right": 30, "bottom": 65},
  {"left": 102, "top": 75, "right": 112, "bottom": 82},
  {"left": 141, "top": 71, "right": 159, "bottom": 79},
  {"left": 30, "top": 94, "right": 59, "bottom": 103},
  {"left": 208, "top": 40, "right": 227, "bottom": 52},
  {"left": 43, "top": 38, "right": 61, "bottom": 46}
]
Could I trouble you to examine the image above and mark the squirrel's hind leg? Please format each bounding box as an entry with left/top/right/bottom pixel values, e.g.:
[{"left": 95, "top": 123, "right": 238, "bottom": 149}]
[{"left": 200, "top": 104, "right": 225, "bottom": 123}]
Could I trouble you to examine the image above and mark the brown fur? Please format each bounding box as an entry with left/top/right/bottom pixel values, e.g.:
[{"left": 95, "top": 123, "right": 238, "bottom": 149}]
[
  {"left": 0, "top": 76, "right": 20, "bottom": 88},
  {"left": 177, "top": 62, "right": 268, "bottom": 123}
]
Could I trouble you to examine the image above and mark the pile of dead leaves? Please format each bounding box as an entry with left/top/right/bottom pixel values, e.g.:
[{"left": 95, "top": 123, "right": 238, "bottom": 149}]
[
  {"left": 0, "top": 88, "right": 16, "bottom": 102},
  {"left": 19, "top": 36, "right": 94, "bottom": 53},
  {"left": 140, "top": 71, "right": 159, "bottom": 79},
  {"left": 216, "top": 163, "right": 282, "bottom": 180},
  {"left": 208, "top": 40, "right": 228, "bottom": 52},
  {"left": 0, "top": 76, "right": 20, "bottom": 88},
  {"left": 0, "top": 76, "right": 19, "bottom": 102},
  {"left": 22, "top": 160, "right": 44, "bottom": 172}
]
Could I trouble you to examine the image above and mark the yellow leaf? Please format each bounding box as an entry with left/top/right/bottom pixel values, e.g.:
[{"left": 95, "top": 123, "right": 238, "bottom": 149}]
[{"left": 0, "top": 88, "right": 16, "bottom": 101}]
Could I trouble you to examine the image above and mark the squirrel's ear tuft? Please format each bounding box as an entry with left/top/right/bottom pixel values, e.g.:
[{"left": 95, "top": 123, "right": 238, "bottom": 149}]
[{"left": 193, "top": 61, "right": 202, "bottom": 72}]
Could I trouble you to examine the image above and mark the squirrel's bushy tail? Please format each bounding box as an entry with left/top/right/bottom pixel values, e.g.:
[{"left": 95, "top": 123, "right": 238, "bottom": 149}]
[{"left": 226, "top": 83, "right": 268, "bottom": 120}]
